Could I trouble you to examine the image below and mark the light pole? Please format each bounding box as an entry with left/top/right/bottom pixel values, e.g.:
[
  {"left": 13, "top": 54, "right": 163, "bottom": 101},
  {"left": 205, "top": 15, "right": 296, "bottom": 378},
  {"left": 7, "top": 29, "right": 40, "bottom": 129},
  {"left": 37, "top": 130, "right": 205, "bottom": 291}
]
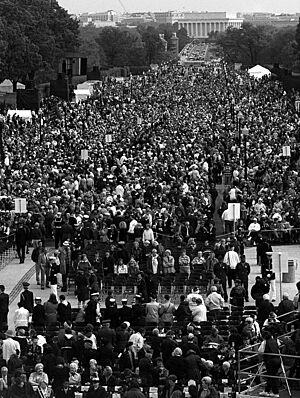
[
  {"left": 241, "top": 127, "right": 249, "bottom": 180},
  {"left": 237, "top": 111, "right": 243, "bottom": 147},
  {"left": 0, "top": 116, "right": 5, "bottom": 165}
]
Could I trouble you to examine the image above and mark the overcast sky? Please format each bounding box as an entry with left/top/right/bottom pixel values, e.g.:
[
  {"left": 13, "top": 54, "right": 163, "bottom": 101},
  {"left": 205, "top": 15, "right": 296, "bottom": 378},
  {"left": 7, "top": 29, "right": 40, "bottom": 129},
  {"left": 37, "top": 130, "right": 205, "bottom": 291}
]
[{"left": 58, "top": 0, "right": 300, "bottom": 15}]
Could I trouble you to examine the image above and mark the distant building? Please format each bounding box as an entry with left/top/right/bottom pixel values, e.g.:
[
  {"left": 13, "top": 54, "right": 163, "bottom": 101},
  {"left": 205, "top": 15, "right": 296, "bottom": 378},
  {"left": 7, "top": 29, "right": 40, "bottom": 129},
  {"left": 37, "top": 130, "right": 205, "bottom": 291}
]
[
  {"left": 78, "top": 10, "right": 118, "bottom": 27},
  {"left": 178, "top": 12, "right": 243, "bottom": 39},
  {"left": 243, "top": 12, "right": 300, "bottom": 28},
  {"left": 120, "top": 12, "right": 155, "bottom": 26},
  {"left": 153, "top": 11, "right": 184, "bottom": 24}
]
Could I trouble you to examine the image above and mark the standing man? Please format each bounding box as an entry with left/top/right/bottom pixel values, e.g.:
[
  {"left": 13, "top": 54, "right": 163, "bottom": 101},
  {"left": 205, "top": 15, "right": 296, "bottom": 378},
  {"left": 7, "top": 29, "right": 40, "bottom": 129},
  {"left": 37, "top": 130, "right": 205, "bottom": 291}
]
[
  {"left": 59, "top": 241, "right": 72, "bottom": 292},
  {"left": 0, "top": 285, "right": 9, "bottom": 332},
  {"left": 20, "top": 282, "right": 34, "bottom": 314},
  {"left": 53, "top": 212, "right": 64, "bottom": 249},
  {"left": 223, "top": 245, "right": 240, "bottom": 289},
  {"left": 236, "top": 255, "right": 251, "bottom": 302},
  {"left": 15, "top": 221, "right": 29, "bottom": 264},
  {"left": 213, "top": 256, "right": 229, "bottom": 302}
]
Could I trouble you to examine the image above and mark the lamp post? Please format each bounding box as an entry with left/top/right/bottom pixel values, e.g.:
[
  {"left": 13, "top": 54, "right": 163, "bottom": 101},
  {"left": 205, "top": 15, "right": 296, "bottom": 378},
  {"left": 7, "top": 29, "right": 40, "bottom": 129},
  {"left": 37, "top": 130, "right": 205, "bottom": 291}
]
[
  {"left": 237, "top": 111, "right": 243, "bottom": 147},
  {"left": 0, "top": 116, "right": 5, "bottom": 165},
  {"left": 241, "top": 127, "right": 249, "bottom": 180}
]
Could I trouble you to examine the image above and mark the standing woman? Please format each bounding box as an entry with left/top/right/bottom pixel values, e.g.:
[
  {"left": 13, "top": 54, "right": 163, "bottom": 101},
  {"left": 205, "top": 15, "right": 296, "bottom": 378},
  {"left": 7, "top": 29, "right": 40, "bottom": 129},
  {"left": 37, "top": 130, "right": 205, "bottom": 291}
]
[
  {"left": 258, "top": 330, "right": 281, "bottom": 397},
  {"left": 44, "top": 294, "right": 58, "bottom": 326},
  {"left": 48, "top": 257, "right": 60, "bottom": 298}
]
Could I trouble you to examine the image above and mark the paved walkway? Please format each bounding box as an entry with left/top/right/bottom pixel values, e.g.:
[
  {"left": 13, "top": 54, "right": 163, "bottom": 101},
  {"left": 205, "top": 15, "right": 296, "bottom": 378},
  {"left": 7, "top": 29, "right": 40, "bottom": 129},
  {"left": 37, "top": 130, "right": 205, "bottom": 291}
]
[{"left": 2, "top": 243, "right": 300, "bottom": 329}]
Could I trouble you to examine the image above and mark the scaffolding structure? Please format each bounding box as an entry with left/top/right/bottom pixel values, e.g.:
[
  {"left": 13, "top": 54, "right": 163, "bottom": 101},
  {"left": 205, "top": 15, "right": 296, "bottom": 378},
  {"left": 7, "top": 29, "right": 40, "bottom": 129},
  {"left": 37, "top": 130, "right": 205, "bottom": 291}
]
[{"left": 237, "top": 310, "right": 300, "bottom": 397}]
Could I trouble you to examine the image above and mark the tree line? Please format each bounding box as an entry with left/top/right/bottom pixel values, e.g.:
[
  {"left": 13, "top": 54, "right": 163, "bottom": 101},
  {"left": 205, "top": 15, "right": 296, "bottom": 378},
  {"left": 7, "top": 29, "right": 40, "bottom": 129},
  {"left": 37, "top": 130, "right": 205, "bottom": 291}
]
[
  {"left": 0, "top": 0, "right": 79, "bottom": 88},
  {"left": 214, "top": 20, "right": 300, "bottom": 69},
  {"left": 78, "top": 23, "right": 189, "bottom": 71}
]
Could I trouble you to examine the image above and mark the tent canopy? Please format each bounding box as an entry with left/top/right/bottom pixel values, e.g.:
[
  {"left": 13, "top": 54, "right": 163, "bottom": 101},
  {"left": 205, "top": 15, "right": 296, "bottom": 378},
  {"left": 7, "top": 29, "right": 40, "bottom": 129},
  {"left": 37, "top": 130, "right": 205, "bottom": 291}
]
[
  {"left": 248, "top": 65, "right": 271, "bottom": 79},
  {"left": 7, "top": 110, "right": 32, "bottom": 120},
  {"left": 0, "top": 79, "right": 25, "bottom": 93},
  {"left": 74, "top": 89, "right": 90, "bottom": 103}
]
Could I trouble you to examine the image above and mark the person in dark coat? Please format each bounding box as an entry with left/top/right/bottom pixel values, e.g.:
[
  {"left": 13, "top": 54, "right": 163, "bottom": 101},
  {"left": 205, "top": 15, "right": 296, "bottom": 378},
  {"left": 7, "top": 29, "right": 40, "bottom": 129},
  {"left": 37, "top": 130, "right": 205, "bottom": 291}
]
[
  {"left": 257, "top": 294, "right": 275, "bottom": 327},
  {"left": 213, "top": 256, "right": 229, "bottom": 302},
  {"left": 131, "top": 296, "right": 145, "bottom": 327},
  {"left": 124, "top": 381, "right": 146, "bottom": 398},
  {"left": 97, "top": 320, "right": 116, "bottom": 347},
  {"left": 85, "top": 293, "right": 99, "bottom": 326},
  {"left": 184, "top": 349, "right": 204, "bottom": 381},
  {"left": 118, "top": 299, "right": 133, "bottom": 325},
  {"left": 277, "top": 292, "right": 295, "bottom": 328},
  {"left": 86, "top": 378, "right": 108, "bottom": 398},
  {"left": 251, "top": 276, "right": 269, "bottom": 307},
  {"left": 74, "top": 270, "right": 90, "bottom": 308},
  {"left": 174, "top": 295, "right": 192, "bottom": 326},
  {"left": 165, "top": 347, "right": 186, "bottom": 381},
  {"left": 32, "top": 297, "right": 46, "bottom": 327},
  {"left": 57, "top": 295, "right": 72, "bottom": 325},
  {"left": 236, "top": 254, "right": 251, "bottom": 301},
  {"left": 20, "top": 282, "right": 34, "bottom": 314},
  {"left": 55, "top": 381, "right": 75, "bottom": 398},
  {"left": 0, "top": 285, "right": 9, "bottom": 332},
  {"left": 15, "top": 222, "right": 29, "bottom": 264},
  {"left": 116, "top": 323, "right": 130, "bottom": 353},
  {"left": 136, "top": 273, "right": 148, "bottom": 302},
  {"left": 119, "top": 342, "right": 135, "bottom": 372},
  {"left": 161, "top": 332, "right": 178, "bottom": 364},
  {"left": 103, "top": 300, "right": 119, "bottom": 329}
]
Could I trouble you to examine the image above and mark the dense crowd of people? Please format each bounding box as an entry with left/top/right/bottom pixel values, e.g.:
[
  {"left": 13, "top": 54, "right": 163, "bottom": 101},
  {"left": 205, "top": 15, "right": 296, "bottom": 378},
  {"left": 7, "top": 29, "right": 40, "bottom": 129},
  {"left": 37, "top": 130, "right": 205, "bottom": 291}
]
[{"left": 0, "top": 60, "right": 300, "bottom": 397}]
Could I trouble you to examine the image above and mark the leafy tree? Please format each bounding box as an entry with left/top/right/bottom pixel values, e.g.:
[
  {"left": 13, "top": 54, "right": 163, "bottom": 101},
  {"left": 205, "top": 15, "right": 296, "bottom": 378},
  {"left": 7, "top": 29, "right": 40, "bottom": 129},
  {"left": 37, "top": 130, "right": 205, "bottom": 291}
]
[
  {"left": 217, "top": 22, "right": 276, "bottom": 66},
  {"left": 0, "top": 0, "right": 79, "bottom": 87},
  {"left": 137, "top": 25, "right": 164, "bottom": 64},
  {"left": 96, "top": 27, "right": 145, "bottom": 67},
  {"left": 79, "top": 25, "right": 107, "bottom": 69}
]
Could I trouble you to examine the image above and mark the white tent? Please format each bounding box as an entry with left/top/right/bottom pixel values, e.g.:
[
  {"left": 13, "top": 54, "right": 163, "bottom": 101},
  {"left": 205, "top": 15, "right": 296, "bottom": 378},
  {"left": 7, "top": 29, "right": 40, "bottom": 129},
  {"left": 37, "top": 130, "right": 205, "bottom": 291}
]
[
  {"left": 7, "top": 110, "right": 32, "bottom": 121},
  {"left": 0, "top": 79, "right": 25, "bottom": 93},
  {"left": 248, "top": 65, "right": 271, "bottom": 79},
  {"left": 77, "top": 81, "right": 96, "bottom": 95},
  {"left": 74, "top": 89, "right": 90, "bottom": 103}
]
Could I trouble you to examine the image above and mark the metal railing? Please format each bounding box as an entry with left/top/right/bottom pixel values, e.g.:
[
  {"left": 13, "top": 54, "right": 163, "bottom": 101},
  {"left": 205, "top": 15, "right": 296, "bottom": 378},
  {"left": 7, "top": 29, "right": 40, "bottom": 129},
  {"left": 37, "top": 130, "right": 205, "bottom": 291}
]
[{"left": 237, "top": 310, "right": 300, "bottom": 396}]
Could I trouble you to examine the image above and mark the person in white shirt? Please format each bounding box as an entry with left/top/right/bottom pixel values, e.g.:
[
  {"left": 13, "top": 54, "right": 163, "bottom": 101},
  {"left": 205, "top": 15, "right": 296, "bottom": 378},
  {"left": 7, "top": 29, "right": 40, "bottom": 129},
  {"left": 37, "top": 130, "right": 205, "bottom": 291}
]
[
  {"left": 205, "top": 286, "right": 224, "bottom": 318},
  {"left": 128, "top": 329, "right": 145, "bottom": 359},
  {"left": 248, "top": 217, "right": 261, "bottom": 245},
  {"left": 2, "top": 330, "right": 20, "bottom": 362},
  {"left": 14, "top": 302, "right": 30, "bottom": 331},
  {"left": 142, "top": 224, "right": 155, "bottom": 244},
  {"left": 223, "top": 246, "right": 240, "bottom": 288},
  {"left": 187, "top": 287, "right": 203, "bottom": 311},
  {"left": 192, "top": 298, "right": 207, "bottom": 322}
]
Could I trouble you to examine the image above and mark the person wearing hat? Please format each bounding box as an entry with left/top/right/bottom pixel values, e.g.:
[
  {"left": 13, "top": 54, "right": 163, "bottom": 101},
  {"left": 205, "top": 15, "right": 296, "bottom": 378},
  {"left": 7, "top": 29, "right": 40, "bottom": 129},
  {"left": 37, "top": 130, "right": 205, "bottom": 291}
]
[
  {"left": 2, "top": 329, "right": 20, "bottom": 363},
  {"left": 118, "top": 298, "right": 133, "bottom": 325},
  {"left": 20, "top": 282, "right": 34, "bottom": 314},
  {"left": 103, "top": 299, "right": 119, "bottom": 329},
  {"left": 86, "top": 377, "right": 107, "bottom": 398},
  {"left": 85, "top": 292, "right": 100, "bottom": 326},
  {"left": 236, "top": 254, "right": 251, "bottom": 302},
  {"left": 32, "top": 297, "right": 46, "bottom": 328},
  {"left": 0, "top": 285, "right": 9, "bottom": 333}
]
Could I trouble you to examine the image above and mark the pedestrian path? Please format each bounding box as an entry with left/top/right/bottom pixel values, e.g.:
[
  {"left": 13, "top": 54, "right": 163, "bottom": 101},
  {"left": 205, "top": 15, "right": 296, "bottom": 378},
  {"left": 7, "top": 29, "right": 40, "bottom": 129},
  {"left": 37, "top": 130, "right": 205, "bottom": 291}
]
[{"left": 1, "top": 243, "right": 300, "bottom": 329}]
